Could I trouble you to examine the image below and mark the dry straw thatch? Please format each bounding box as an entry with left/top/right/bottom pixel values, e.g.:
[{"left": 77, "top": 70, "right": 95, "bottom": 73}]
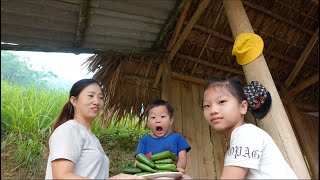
[
  {"left": 84, "top": 0, "right": 319, "bottom": 127},
  {"left": 84, "top": 52, "right": 163, "bottom": 127}
]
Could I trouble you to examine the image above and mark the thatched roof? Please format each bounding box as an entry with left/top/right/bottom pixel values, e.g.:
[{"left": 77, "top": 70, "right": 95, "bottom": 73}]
[
  {"left": 1, "top": 0, "right": 319, "bottom": 126},
  {"left": 84, "top": 0, "right": 319, "bottom": 126}
]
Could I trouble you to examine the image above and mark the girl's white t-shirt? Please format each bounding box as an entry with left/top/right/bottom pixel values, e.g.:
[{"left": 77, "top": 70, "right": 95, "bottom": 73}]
[
  {"left": 224, "top": 123, "right": 298, "bottom": 179},
  {"left": 45, "top": 120, "right": 109, "bottom": 179}
]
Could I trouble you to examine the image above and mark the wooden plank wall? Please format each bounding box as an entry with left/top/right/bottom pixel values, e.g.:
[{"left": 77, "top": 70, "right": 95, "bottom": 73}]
[
  {"left": 285, "top": 104, "right": 319, "bottom": 179},
  {"left": 164, "top": 78, "right": 318, "bottom": 179},
  {"left": 170, "top": 79, "right": 215, "bottom": 179}
]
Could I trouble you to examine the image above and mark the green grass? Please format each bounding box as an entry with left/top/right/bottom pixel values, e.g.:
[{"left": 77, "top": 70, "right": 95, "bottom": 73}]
[{"left": 1, "top": 80, "right": 150, "bottom": 179}]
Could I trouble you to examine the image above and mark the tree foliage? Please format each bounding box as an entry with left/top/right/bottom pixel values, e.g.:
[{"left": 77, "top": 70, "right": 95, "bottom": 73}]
[{"left": 1, "top": 50, "right": 57, "bottom": 87}]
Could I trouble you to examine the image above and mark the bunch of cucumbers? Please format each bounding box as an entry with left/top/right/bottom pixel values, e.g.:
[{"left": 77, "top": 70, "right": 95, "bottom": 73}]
[{"left": 123, "top": 150, "right": 179, "bottom": 176}]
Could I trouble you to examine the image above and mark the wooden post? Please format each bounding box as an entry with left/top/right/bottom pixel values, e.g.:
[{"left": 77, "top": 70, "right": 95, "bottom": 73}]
[{"left": 222, "top": 0, "right": 310, "bottom": 178}]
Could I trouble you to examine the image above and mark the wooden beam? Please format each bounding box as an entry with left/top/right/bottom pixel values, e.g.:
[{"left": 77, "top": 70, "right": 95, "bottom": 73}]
[
  {"left": 153, "top": 0, "right": 186, "bottom": 49},
  {"left": 161, "top": 61, "right": 172, "bottom": 101},
  {"left": 177, "top": 54, "right": 244, "bottom": 75},
  {"left": 168, "top": 0, "right": 192, "bottom": 51},
  {"left": 124, "top": 73, "right": 154, "bottom": 83},
  {"left": 152, "top": 0, "right": 191, "bottom": 89},
  {"left": 171, "top": 72, "right": 319, "bottom": 113},
  {"left": 191, "top": 23, "right": 319, "bottom": 71},
  {"left": 310, "top": 0, "right": 319, "bottom": 4},
  {"left": 287, "top": 103, "right": 319, "bottom": 179},
  {"left": 282, "top": 99, "right": 319, "bottom": 112},
  {"left": 284, "top": 73, "right": 319, "bottom": 98},
  {"left": 242, "top": 1, "right": 314, "bottom": 35},
  {"left": 223, "top": 0, "right": 311, "bottom": 178},
  {"left": 171, "top": 72, "right": 206, "bottom": 85},
  {"left": 284, "top": 29, "right": 319, "bottom": 88},
  {"left": 167, "top": 0, "right": 210, "bottom": 63},
  {"left": 74, "top": 0, "right": 90, "bottom": 50},
  {"left": 191, "top": 4, "right": 224, "bottom": 74}
]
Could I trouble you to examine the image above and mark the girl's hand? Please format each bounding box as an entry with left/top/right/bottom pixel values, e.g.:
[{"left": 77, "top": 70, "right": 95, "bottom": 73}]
[{"left": 176, "top": 168, "right": 186, "bottom": 174}]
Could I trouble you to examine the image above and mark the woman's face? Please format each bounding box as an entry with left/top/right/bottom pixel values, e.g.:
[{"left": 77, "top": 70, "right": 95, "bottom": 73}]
[
  {"left": 202, "top": 86, "right": 247, "bottom": 136},
  {"left": 71, "top": 83, "right": 104, "bottom": 121}
]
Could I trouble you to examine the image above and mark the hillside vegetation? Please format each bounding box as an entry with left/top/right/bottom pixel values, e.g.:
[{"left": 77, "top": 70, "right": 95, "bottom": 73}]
[{"left": 1, "top": 80, "right": 149, "bottom": 179}]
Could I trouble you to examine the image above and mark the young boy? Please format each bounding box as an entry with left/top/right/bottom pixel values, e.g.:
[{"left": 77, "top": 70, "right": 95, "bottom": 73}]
[{"left": 135, "top": 99, "right": 191, "bottom": 176}]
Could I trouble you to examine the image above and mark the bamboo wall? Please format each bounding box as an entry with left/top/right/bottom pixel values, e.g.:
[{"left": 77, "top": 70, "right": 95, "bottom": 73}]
[{"left": 162, "top": 78, "right": 318, "bottom": 179}]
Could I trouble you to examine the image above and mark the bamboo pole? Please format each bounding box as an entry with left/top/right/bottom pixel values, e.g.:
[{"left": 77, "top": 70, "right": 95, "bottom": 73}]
[{"left": 222, "top": 0, "right": 310, "bottom": 178}]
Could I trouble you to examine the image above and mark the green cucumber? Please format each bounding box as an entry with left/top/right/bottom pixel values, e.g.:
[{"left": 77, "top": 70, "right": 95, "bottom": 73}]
[
  {"left": 155, "top": 158, "right": 173, "bottom": 164},
  {"left": 123, "top": 167, "right": 142, "bottom": 174},
  {"left": 135, "top": 172, "right": 152, "bottom": 176},
  {"left": 151, "top": 151, "right": 172, "bottom": 161},
  {"left": 136, "top": 162, "right": 157, "bottom": 173},
  {"left": 170, "top": 153, "right": 178, "bottom": 161},
  {"left": 136, "top": 153, "right": 155, "bottom": 168},
  {"left": 155, "top": 163, "right": 177, "bottom": 171},
  {"left": 171, "top": 168, "right": 179, "bottom": 172}
]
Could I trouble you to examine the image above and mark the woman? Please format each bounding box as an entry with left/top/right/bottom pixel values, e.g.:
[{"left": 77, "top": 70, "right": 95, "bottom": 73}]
[{"left": 45, "top": 79, "right": 144, "bottom": 179}]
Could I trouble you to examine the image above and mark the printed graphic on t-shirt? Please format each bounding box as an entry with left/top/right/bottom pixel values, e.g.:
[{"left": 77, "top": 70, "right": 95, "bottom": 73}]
[{"left": 227, "top": 145, "right": 261, "bottom": 159}]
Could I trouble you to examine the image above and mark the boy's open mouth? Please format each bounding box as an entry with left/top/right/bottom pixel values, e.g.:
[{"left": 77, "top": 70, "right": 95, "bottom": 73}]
[{"left": 156, "top": 126, "right": 163, "bottom": 132}]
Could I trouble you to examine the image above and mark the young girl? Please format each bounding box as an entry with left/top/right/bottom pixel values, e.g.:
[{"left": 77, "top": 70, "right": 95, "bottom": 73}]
[{"left": 202, "top": 77, "right": 298, "bottom": 179}]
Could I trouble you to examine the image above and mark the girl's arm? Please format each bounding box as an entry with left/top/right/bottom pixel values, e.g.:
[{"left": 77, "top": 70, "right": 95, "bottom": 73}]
[
  {"left": 109, "top": 173, "right": 145, "bottom": 179},
  {"left": 176, "top": 150, "right": 187, "bottom": 173},
  {"left": 220, "top": 166, "right": 248, "bottom": 179},
  {"left": 52, "top": 159, "right": 87, "bottom": 179}
]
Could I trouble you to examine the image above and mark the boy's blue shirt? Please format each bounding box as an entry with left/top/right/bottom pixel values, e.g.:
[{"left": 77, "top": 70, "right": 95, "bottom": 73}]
[{"left": 135, "top": 133, "right": 191, "bottom": 157}]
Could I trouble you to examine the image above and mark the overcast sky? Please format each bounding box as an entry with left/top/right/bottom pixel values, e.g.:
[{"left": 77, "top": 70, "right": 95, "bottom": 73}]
[{"left": 10, "top": 51, "right": 95, "bottom": 85}]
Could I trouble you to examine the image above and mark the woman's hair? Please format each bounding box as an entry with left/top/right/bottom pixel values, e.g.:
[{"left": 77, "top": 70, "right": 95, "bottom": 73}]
[
  {"left": 145, "top": 99, "right": 174, "bottom": 118},
  {"left": 203, "top": 77, "right": 247, "bottom": 104},
  {"left": 51, "top": 79, "right": 103, "bottom": 132}
]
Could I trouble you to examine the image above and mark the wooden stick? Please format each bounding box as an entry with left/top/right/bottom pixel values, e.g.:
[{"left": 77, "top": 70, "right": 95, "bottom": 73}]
[
  {"left": 152, "top": 0, "right": 191, "bottom": 89},
  {"left": 167, "top": 0, "right": 211, "bottom": 63},
  {"left": 284, "top": 29, "right": 319, "bottom": 88},
  {"left": 284, "top": 73, "right": 319, "bottom": 98}
]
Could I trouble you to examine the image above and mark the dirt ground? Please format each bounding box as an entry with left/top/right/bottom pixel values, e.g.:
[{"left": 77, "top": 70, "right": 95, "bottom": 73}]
[
  {"left": 1, "top": 143, "right": 134, "bottom": 179},
  {"left": 1, "top": 151, "right": 45, "bottom": 179}
]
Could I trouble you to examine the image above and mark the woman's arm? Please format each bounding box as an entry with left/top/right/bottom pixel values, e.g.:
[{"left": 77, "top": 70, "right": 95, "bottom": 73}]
[
  {"left": 176, "top": 150, "right": 187, "bottom": 173},
  {"left": 52, "top": 159, "right": 87, "bottom": 179},
  {"left": 220, "top": 166, "right": 248, "bottom": 179}
]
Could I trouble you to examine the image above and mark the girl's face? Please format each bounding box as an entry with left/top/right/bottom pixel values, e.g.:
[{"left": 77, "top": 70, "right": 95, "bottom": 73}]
[
  {"left": 147, "top": 105, "right": 173, "bottom": 138},
  {"left": 71, "top": 83, "right": 104, "bottom": 122},
  {"left": 202, "top": 86, "right": 247, "bottom": 137}
]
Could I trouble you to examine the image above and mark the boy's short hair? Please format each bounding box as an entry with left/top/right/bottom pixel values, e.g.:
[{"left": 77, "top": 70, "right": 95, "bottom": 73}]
[{"left": 145, "top": 99, "right": 174, "bottom": 118}]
